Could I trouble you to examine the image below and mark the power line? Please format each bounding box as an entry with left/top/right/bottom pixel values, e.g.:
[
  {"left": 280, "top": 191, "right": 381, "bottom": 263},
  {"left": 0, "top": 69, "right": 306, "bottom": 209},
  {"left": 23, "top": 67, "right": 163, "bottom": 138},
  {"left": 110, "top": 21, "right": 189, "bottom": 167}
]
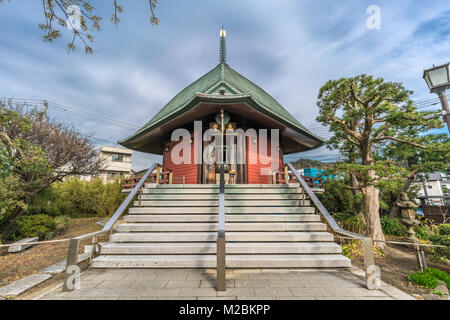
[{"left": 1, "top": 97, "right": 140, "bottom": 131}]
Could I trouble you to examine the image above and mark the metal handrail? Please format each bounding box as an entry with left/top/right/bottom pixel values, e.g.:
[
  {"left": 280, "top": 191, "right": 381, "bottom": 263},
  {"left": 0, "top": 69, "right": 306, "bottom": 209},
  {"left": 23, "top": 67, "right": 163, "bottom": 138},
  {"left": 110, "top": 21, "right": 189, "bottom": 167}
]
[
  {"left": 63, "top": 163, "right": 159, "bottom": 291},
  {"left": 216, "top": 163, "right": 226, "bottom": 291},
  {"left": 286, "top": 163, "right": 364, "bottom": 239},
  {"left": 286, "top": 163, "right": 376, "bottom": 282}
]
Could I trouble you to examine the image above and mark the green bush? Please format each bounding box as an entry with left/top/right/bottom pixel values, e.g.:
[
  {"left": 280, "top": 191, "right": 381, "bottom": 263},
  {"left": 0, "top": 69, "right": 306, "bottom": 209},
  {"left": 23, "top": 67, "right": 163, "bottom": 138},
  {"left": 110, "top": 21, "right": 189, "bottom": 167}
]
[
  {"left": 340, "top": 215, "right": 367, "bottom": 234},
  {"left": 13, "top": 214, "right": 56, "bottom": 240},
  {"left": 380, "top": 216, "right": 407, "bottom": 236},
  {"left": 27, "top": 177, "right": 125, "bottom": 217},
  {"left": 317, "top": 179, "right": 355, "bottom": 215},
  {"left": 331, "top": 211, "right": 355, "bottom": 222},
  {"left": 424, "top": 268, "right": 450, "bottom": 289},
  {"left": 429, "top": 234, "right": 450, "bottom": 260},
  {"left": 54, "top": 215, "right": 71, "bottom": 233},
  {"left": 414, "top": 224, "right": 430, "bottom": 241},
  {"left": 438, "top": 224, "right": 450, "bottom": 236},
  {"left": 408, "top": 271, "right": 440, "bottom": 289}
]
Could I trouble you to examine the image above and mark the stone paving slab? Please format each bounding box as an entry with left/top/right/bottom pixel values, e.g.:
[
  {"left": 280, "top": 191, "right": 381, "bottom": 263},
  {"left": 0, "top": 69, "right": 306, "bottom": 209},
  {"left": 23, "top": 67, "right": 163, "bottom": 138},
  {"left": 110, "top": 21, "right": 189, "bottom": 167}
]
[
  {"left": 41, "top": 252, "right": 91, "bottom": 274},
  {"left": 8, "top": 237, "right": 38, "bottom": 253},
  {"left": 0, "top": 274, "right": 52, "bottom": 298},
  {"left": 38, "top": 267, "right": 415, "bottom": 300}
]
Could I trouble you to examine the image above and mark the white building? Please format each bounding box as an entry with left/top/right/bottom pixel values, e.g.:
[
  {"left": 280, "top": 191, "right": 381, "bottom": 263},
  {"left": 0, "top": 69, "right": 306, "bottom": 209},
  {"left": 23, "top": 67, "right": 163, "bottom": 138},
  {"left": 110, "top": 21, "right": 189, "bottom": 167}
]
[
  {"left": 98, "top": 146, "right": 133, "bottom": 182},
  {"left": 414, "top": 172, "right": 450, "bottom": 205}
]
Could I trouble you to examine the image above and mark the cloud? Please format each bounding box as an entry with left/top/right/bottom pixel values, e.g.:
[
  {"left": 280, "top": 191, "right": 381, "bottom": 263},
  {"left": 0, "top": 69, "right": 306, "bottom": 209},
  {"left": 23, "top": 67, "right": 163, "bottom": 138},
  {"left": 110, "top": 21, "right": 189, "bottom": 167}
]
[{"left": 0, "top": 0, "right": 449, "bottom": 170}]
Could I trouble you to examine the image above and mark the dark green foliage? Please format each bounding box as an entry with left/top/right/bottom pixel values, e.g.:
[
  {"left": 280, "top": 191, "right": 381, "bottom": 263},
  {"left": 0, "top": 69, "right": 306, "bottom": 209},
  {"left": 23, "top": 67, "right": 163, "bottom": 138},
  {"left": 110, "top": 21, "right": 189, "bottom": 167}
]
[
  {"left": 13, "top": 214, "right": 56, "bottom": 240},
  {"left": 380, "top": 216, "right": 407, "bottom": 236},
  {"left": 438, "top": 224, "right": 450, "bottom": 236},
  {"left": 414, "top": 224, "right": 430, "bottom": 241},
  {"left": 317, "top": 179, "right": 355, "bottom": 216},
  {"left": 408, "top": 271, "right": 440, "bottom": 289},
  {"left": 409, "top": 268, "right": 450, "bottom": 290},
  {"left": 339, "top": 215, "right": 367, "bottom": 234},
  {"left": 27, "top": 177, "right": 125, "bottom": 217},
  {"left": 424, "top": 268, "right": 450, "bottom": 289},
  {"left": 291, "top": 158, "right": 329, "bottom": 170},
  {"left": 429, "top": 234, "right": 450, "bottom": 260}
]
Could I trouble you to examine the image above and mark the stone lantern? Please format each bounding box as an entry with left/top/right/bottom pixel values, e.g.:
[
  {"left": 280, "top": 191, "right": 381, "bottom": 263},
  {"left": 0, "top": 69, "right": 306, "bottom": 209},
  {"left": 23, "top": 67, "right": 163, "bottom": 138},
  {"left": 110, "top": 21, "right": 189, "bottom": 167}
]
[{"left": 394, "top": 192, "right": 420, "bottom": 242}]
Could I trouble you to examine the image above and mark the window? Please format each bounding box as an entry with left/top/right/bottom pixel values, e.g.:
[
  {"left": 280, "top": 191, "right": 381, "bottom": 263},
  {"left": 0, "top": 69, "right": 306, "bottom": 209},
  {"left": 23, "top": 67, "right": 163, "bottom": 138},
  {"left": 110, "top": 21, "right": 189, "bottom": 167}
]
[
  {"left": 107, "top": 172, "right": 117, "bottom": 179},
  {"left": 112, "top": 154, "right": 123, "bottom": 162}
]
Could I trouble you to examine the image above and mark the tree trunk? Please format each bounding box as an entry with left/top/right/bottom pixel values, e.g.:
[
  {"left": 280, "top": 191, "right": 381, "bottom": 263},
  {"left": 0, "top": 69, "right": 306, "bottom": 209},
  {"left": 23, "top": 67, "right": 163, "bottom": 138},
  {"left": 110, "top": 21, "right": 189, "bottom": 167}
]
[
  {"left": 350, "top": 172, "right": 363, "bottom": 216},
  {"left": 389, "top": 171, "right": 416, "bottom": 218},
  {"left": 360, "top": 145, "right": 386, "bottom": 250},
  {"left": 362, "top": 184, "right": 385, "bottom": 250},
  {"left": 0, "top": 205, "right": 25, "bottom": 239}
]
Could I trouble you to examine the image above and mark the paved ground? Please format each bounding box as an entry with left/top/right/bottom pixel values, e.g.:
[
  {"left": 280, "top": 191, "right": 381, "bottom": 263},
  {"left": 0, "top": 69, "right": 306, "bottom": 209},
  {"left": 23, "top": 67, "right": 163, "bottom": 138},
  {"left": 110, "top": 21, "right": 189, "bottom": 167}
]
[{"left": 38, "top": 267, "right": 414, "bottom": 300}]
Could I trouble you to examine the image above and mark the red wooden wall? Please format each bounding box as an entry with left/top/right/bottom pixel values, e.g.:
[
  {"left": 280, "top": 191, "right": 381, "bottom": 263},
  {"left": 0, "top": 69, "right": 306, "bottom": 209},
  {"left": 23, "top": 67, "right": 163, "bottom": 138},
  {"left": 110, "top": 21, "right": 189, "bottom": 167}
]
[
  {"left": 163, "top": 135, "right": 282, "bottom": 184},
  {"left": 163, "top": 139, "right": 198, "bottom": 184},
  {"left": 247, "top": 137, "right": 282, "bottom": 184}
]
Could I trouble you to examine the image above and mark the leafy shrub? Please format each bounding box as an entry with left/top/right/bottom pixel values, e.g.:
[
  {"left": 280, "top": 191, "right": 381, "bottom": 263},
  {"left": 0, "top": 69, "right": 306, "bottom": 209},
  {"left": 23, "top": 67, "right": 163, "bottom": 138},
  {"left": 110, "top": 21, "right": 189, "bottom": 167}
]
[
  {"left": 331, "top": 211, "right": 355, "bottom": 222},
  {"left": 429, "top": 234, "right": 450, "bottom": 260},
  {"left": 424, "top": 268, "right": 450, "bottom": 289},
  {"left": 27, "top": 177, "right": 125, "bottom": 217},
  {"left": 317, "top": 179, "right": 355, "bottom": 215},
  {"left": 408, "top": 271, "right": 440, "bottom": 289},
  {"left": 340, "top": 215, "right": 367, "bottom": 234},
  {"left": 438, "top": 224, "right": 450, "bottom": 236},
  {"left": 13, "top": 214, "right": 56, "bottom": 240},
  {"left": 0, "top": 175, "right": 26, "bottom": 227},
  {"left": 54, "top": 215, "right": 71, "bottom": 233},
  {"left": 341, "top": 240, "right": 385, "bottom": 259},
  {"left": 342, "top": 241, "right": 361, "bottom": 260},
  {"left": 380, "top": 216, "right": 407, "bottom": 236},
  {"left": 414, "top": 225, "right": 430, "bottom": 241}
]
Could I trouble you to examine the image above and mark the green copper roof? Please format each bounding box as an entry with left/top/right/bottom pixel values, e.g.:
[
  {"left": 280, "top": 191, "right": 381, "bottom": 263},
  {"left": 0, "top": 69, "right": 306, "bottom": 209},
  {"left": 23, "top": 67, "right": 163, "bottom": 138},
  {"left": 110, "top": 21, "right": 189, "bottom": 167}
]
[{"left": 120, "top": 63, "right": 323, "bottom": 145}]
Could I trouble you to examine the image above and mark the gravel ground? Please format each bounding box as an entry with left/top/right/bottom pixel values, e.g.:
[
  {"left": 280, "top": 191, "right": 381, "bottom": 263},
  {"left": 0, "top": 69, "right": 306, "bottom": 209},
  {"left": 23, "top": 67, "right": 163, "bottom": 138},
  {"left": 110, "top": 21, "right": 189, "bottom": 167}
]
[{"left": 0, "top": 217, "right": 102, "bottom": 286}]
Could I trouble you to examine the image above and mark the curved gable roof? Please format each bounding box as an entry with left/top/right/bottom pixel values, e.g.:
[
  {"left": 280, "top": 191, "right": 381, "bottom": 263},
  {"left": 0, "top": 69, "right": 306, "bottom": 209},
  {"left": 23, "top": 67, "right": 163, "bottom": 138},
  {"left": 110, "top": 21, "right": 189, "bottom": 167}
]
[{"left": 119, "top": 63, "right": 323, "bottom": 147}]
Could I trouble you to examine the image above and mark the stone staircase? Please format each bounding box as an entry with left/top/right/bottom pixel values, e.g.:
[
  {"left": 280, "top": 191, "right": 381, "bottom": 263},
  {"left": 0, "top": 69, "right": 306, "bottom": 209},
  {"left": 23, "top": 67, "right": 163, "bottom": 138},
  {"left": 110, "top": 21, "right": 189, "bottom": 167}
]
[{"left": 91, "top": 184, "right": 351, "bottom": 269}]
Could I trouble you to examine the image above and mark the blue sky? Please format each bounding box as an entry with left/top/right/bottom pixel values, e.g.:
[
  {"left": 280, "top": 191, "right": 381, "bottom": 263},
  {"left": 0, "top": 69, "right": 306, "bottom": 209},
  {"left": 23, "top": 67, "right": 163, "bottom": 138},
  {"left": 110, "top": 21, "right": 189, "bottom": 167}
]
[{"left": 0, "top": 0, "right": 449, "bottom": 170}]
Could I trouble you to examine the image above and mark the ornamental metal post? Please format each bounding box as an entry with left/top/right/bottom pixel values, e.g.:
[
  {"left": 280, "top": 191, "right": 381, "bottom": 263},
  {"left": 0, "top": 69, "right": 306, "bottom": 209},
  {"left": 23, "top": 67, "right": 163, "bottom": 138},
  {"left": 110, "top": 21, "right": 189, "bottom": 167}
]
[{"left": 437, "top": 90, "right": 450, "bottom": 132}]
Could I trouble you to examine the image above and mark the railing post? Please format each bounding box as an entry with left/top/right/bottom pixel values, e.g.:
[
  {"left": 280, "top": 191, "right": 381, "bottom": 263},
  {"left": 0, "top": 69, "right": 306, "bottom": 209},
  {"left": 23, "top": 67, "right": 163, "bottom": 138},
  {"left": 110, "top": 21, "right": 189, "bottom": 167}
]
[
  {"left": 169, "top": 172, "right": 173, "bottom": 184},
  {"left": 63, "top": 238, "right": 80, "bottom": 292},
  {"left": 217, "top": 232, "right": 226, "bottom": 291},
  {"left": 362, "top": 237, "right": 378, "bottom": 290},
  {"left": 217, "top": 163, "right": 226, "bottom": 291},
  {"left": 155, "top": 166, "right": 161, "bottom": 184},
  {"left": 284, "top": 165, "right": 289, "bottom": 184}
]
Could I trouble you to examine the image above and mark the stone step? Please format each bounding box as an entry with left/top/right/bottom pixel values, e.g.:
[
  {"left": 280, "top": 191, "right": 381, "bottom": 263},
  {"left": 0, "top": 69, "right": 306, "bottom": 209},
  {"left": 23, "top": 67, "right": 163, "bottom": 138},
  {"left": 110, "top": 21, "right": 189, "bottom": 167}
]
[
  {"left": 91, "top": 254, "right": 351, "bottom": 268},
  {"left": 110, "top": 232, "right": 334, "bottom": 243},
  {"left": 226, "top": 200, "right": 310, "bottom": 207},
  {"left": 147, "top": 184, "right": 219, "bottom": 189},
  {"left": 129, "top": 207, "right": 219, "bottom": 214},
  {"left": 100, "top": 242, "right": 343, "bottom": 255},
  {"left": 143, "top": 188, "right": 219, "bottom": 194},
  {"left": 134, "top": 200, "right": 219, "bottom": 207},
  {"left": 142, "top": 188, "right": 302, "bottom": 195},
  {"left": 139, "top": 193, "right": 306, "bottom": 201},
  {"left": 123, "top": 214, "right": 321, "bottom": 223},
  {"left": 133, "top": 200, "right": 311, "bottom": 207},
  {"left": 140, "top": 194, "right": 218, "bottom": 200},
  {"left": 225, "top": 183, "right": 300, "bottom": 189},
  {"left": 225, "top": 188, "right": 300, "bottom": 194},
  {"left": 226, "top": 207, "right": 315, "bottom": 214},
  {"left": 128, "top": 206, "right": 315, "bottom": 214},
  {"left": 116, "top": 222, "right": 327, "bottom": 232}
]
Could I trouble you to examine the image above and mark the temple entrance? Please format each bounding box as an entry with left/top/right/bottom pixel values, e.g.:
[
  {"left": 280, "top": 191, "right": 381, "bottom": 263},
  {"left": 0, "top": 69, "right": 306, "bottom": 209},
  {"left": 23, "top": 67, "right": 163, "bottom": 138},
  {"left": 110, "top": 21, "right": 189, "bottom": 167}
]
[{"left": 201, "top": 111, "right": 246, "bottom": 184}]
